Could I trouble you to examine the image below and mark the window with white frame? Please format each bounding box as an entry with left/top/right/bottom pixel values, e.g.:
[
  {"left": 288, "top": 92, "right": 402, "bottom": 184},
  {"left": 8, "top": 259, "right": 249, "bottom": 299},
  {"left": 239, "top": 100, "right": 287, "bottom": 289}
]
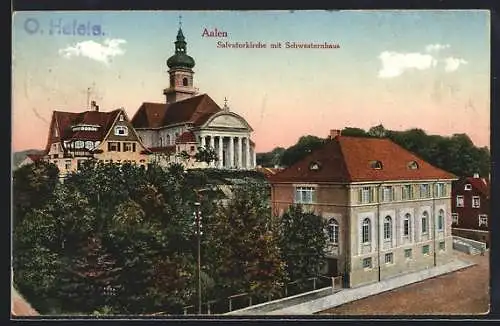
[
  {"left": 439, "top": 241, "right": 445, "bottom": 251},
  {"left": 435, "top": 183, "right": 446, "bottom": 197},
  {"left": 119, "top": 114, "right": 124, "bottom": 121},
  {"left": 472, "top": 196, "right": 480, "bottom": 208},
  {"left": 382, "top": 186, "right": 393, "bottom": 202},
  {"left": 362, "top": 257, "right": 372, "bottom": 269},
  {"left": 327, "top": 218, "right": 339, "bottom": 244},
  {"left": 295, "top": 187, "right": 316, "bottom": 204},
  {"left": 64, "top": 160, "right": 71, "bottom": 170},
  {"left": 437, "top": 209, "right": 445, "bottom": 231},
  {"left": 383, "top": 216, "right": 392, "bottom": 241},
  {"left": 114, "top": 126, "right": 128, "bottom": 136},
  {"left": 404, "top": 248, "right": 412, "bottom": 259},
  {"left": 420, "top": 184, "right": 430, "bottom": 198},
  {"left": 479, "top": 214, "right": 488, "bottom": 227},
  {"left": 402, "top": 185, "right": 413, "bottom": 200},
  {"left": 422, "top": 245, "right": 430, "bottom": 255},
  {"left": 464, "top": 184, "right": 472, "bottom": 191},
  {"left": 358, "top": 187, "right": 373, "bottom": 204},
  {"left": 421, "top": 211, "right": 429, "bottom": 234},
  {"left": 456, "top": 195, "right": 464, "bottom": 207},
  {"left": 452, "top": 213, "right": 459, "bottom": 224},
  {"left": 384, "top": 252, "right": 394, "bottom": 264},
  {"left": 403, "top": 213, "right": 411, "bottom": 237},
  {"left": 362, "top": 218, "right": 371, "bottom": 244}
]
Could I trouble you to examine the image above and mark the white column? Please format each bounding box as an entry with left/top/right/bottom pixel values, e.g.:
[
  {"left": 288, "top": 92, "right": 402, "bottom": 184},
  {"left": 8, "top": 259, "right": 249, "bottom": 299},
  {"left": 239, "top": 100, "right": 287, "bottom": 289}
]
[
  {"left": 245, "top": 137, "right": 251, "bottom": 169},
  {"left": 200, "top": 135, "right": 206, "bottom": 148},
  {"left": 218, "top": 136, "right": 223, "bottom": 169},
  {"left": 253, "top": 148, "right": 256, "bottom": 168},
  {"left": 237, "top": 137, "right": 242, "bottom": 169},
  {"left": 209, "top": 135, "right": 215, "bottom": 167},
  {"left": 229, "top": 136, "right": 234, "bottom": 169}
]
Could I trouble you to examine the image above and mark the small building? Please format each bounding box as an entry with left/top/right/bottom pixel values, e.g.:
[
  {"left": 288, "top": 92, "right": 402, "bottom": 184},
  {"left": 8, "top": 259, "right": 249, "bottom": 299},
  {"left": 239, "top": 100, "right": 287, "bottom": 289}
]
[
  {"left": 269, "top": 130, "right": 457, "bottom": 288},
  {"left": 17, "top": 153, "right": 44, "bottom": 169},
  {"left": 451, "top": 174, "right": 490, "bottom": 247},
  {"left": 41, "top": 102, "right": 151, "bottom": 178}
]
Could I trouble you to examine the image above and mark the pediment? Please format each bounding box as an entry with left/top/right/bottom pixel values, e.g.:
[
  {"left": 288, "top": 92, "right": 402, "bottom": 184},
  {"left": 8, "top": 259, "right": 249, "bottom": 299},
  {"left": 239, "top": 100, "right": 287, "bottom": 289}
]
[{"left": 206, "top": 113, "right": 249, "bottom": 129}]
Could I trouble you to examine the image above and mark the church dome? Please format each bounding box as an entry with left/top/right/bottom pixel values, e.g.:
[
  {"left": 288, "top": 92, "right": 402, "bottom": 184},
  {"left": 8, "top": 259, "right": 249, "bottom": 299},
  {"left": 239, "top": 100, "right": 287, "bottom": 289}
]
[{"left": 167, "top": 28, "right": 195, "bottom": 69}]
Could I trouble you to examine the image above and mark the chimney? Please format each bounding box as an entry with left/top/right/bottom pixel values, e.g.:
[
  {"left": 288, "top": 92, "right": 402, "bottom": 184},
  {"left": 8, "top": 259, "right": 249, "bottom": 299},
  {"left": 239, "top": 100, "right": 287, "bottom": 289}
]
[
  {"left": 473, "top": 172, "right": 480, "bottom": 179},
  {"left": 91, "top": 101, "right": 99, "bottom": 112},
  {"left": 329, "top": 129, "right": 341, "bottom": 139}
]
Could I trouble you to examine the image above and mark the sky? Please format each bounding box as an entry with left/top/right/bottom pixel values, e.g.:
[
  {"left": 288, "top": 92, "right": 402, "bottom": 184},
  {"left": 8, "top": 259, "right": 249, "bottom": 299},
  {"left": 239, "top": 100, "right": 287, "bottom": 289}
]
[{"left": 12, "top": 10, "right": 490, "bottom": 152}]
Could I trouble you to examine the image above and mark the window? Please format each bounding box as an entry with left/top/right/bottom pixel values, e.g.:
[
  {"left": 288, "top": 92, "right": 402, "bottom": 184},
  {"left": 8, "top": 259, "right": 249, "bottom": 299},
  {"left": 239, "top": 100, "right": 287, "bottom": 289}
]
[
  {"left": 464, "top": 184, "right": 472, "bottom": 191},
  {"left": 370, "top": 160, "right": 383, "bottom": 169},
  {"left": 65, "top": 160, "right": 71, "bottom": 170},
  {"left": 421, "top": 211, "right": 429, "bottom": 234},
  {"left": 183, "top": 77, "right": 188, "bottom": 86},
  {"left": 382, "top": 186, "right": 393, "bottom": 202},
  {"left": 439, "top": 241, "right": 445, "bottom": 251},
  {"left": 408, "top": 161, "right": 419, "bottom": 170},
  {"left": 119, "top": 114, "right": 124, "bottom": 121},
  {"left": 435, "top": 183, "right": 446, "bottom": 197},
  {"left": 402, "top": 185, "right": 413, "bottom": 200},
  {"left": 358, "top": 187, "right": 373, "bottom": 204},
  {"left": 362, "top": 257, "right": 372, "bottom": 269},
  {"left": 456, "top": 195, "right": 464, "bottom": 207},
  {"left": 404, "top": 248, "right": 412, "bottom": 259},
  {"left": 166, "top": 135, "right": 171, "bottom": 145},
  {"left": 77, "top": 159, "right": 85, "bottom": 171},
  {"left": 383, "top": 216, "right": 392, "bottom": 241},
  {"left": 190, "top": 145, "right": 195, "bottom": 152},
  {"left": 384, "top": 253, "right": 393, "bottom": 264},
  {"left": 114, "top": 126, "right": 128, "bottom": 136},
  {"left": 422, "top": 245, "right": 430, "bottom": 255},
  {"left": 403, "top": 213, "right": 411, "bottom": 237},
  {"left": 294, "top": 187, "right": 316, "bottom": 204},
  {"left": 420, "top": 184, "right": 430, "bottom": 198},
  {"left": 479, "top": 214, "right": 488, "bottom": 227},
  {"left": 452, "top": 213, "right": 459, "bottom": 224},
  {"left": 132, "top": 143, "right": 136, "bottom": 152},
  {"left": 362, "top": 218, "right": 371, "bottom": 244},
  {"left": 108, "top": 142, "right": 120, "bottom": 152},
  {"left": 437, "top": 209, "right": 445, "bottom": 231},
  {"left": 472, "top": 196, "right": 480, "bottom": 208},
  {"left": 123, "top": 142, "right": 133, "bottom": 152},
  {"left": 327, "top": 218, "right": 339, "bottom": 244}
]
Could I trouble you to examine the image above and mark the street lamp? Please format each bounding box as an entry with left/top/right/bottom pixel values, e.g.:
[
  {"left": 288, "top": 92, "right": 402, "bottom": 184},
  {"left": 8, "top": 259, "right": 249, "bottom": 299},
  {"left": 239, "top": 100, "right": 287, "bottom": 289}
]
[{"left": 193, "top": 202, "right": 203, "bottom": 314}]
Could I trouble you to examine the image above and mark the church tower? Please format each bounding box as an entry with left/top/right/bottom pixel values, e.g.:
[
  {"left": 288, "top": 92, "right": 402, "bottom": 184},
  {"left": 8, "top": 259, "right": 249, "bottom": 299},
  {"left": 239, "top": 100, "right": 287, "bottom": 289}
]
[{"left": 164, "top": 24, "right": 197, "bottom": 104}]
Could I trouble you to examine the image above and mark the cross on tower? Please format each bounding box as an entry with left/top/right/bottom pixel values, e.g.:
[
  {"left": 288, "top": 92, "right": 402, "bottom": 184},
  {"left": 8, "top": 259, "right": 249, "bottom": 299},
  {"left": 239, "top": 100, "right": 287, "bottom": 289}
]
[
  {"left": 223, "top": 97, "right": 229, "bottom": 111},
  {"left": 179, "top": 15, "right": 182, "bottom": 28}
]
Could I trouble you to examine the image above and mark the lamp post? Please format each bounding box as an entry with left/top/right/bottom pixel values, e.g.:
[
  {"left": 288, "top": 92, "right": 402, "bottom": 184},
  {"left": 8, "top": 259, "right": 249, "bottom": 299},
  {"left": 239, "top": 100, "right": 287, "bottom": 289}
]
[{"left": 193, "top": 202, "right": 202, "bottom": 314}]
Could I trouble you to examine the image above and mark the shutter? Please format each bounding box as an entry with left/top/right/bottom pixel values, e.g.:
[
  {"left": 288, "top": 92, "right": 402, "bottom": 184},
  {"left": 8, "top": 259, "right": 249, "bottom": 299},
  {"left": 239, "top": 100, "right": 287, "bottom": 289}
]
[
  {"left": 311, "top": 188, "right": 317, "bottom": 203},
  {"left": 358, "top": 189, "right": 362, "bottom": 203},
  {"left": 132, "top": 143, "right": 136, "bottom": 152}
]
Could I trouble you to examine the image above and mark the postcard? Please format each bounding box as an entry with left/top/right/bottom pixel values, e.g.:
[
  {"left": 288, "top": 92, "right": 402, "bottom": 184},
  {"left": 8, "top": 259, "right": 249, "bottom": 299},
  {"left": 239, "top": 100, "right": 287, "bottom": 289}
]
[{"left": 12, "top": 10, "right": 490, "bottom": 317}]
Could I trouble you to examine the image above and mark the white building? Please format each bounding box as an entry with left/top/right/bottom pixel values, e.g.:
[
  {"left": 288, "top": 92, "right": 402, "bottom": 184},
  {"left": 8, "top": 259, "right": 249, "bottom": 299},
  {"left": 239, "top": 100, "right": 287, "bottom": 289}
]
[{"left": 131, "top": 27, "right": 256, "bottom": 170}]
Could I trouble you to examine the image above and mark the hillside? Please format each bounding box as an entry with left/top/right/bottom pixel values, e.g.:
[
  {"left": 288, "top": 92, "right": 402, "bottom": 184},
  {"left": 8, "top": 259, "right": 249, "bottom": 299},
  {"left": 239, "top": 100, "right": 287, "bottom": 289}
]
[{"left": 12, "top": 149, "right": 45, "bottom": 169}]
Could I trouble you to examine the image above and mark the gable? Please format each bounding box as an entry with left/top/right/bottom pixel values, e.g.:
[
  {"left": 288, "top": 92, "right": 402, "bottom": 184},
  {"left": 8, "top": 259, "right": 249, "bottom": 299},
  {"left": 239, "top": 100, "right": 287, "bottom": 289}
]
[
  {"left": 207, "top": 114, "right": 248, "bottom": 129},
  {"left": 106, "top": 111, "right": 141, "bottom": 142}
]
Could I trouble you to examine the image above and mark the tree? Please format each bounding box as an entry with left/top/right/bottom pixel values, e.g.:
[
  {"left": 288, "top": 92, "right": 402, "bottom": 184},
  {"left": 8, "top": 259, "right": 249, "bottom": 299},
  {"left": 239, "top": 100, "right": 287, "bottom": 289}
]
[
  {"left": 367, "top": 124, "right": 388, "bottom": 138},
  {"left": 280, "top": 136, "right": 326, "bottom": 167},
  {"left": 194, "top": 146, "right": 218, "bottom": 166},
  {"left": 340, "top": 127, "right": 367, "bottom": 137},
  {"left": 204, "top": 181, "right": 287, "bottom": 300},
  {"left": 278, "top": 205, "right": 327, "bottom": 284}
]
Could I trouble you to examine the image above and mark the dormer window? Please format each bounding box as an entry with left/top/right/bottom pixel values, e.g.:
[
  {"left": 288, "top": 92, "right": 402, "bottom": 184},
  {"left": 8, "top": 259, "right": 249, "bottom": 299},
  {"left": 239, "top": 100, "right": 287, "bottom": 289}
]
[
  {"left": 309, "top": 161, "right": 321, "bottom": 171},
  {"left": 370, "top": 160, "right": 383, "bottom": 169},
  {"left": 464, "top": 184, "right": 472, "bottom": 191},
  {"left": 408, "top": 161, "right": 419, "bottom": 170},
  {"left": 114, "top": 126, "right": 128, "bottom": 136}
]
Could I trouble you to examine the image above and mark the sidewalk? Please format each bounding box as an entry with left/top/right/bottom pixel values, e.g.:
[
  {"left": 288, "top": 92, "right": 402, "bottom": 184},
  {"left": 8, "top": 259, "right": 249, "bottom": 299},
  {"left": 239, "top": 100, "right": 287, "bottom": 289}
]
[{"left": 226, "top": 258, "right": 474, "bottom": 315}]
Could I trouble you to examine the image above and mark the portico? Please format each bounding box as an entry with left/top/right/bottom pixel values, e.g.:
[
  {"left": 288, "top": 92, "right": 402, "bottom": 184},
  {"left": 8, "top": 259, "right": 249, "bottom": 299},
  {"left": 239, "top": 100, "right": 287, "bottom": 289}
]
[{"left": 199, "top": 133, "right": 256, "bottom": 169}]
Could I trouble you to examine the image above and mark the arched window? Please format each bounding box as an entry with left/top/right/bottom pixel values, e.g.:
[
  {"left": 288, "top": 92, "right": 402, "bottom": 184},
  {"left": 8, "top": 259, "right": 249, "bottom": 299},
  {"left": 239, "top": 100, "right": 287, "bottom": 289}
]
[
  {"left": 383, "top": 216, "right": 392, "bottom": 240},
  {"left": 362, "top": 218, "right": 371, "bottom": 244},
  {"left": 159, "top": 137, "right": 163, "bottom": 147},
  {"left": 403, "top": 213, "right": 411, "bottom": 237},
  {"left": 327, "top": 218, "right": 339, "bottom": 244},
  {"left": 166, "top": 135, "right": 171, "bottom": 145},
  {"left": 183, "top": 77, "right": 188, "bottom": 86},
  {"left": 438, "top": 209, "right": 445, "bottom": 231},
  {"left": 421, "top": 211, "right": 429, "bottom": 234}
]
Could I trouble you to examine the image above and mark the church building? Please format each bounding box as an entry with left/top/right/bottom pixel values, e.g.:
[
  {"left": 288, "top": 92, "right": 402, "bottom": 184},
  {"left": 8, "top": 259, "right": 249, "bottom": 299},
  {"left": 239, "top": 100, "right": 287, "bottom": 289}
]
[{"left": 131, "top": 25, "right": 257, "bottom": 170}]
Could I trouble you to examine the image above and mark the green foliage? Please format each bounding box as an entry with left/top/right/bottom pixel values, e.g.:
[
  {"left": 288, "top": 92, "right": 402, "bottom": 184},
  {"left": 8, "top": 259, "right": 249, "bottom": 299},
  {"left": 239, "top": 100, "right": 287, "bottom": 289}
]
[
  {"left": 194, "top": 146, "right": 218, "bottom": 165},
  {"left": 280, "top": 136, "right": 326, "bottom": 167},
  {"left": 279, "top": 205, "right": 327, "bottom": 283}
]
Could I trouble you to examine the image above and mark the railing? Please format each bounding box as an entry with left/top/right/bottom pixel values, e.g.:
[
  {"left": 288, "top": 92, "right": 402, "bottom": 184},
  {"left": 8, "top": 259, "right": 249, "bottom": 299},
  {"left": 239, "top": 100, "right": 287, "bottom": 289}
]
[
  {"left": 182, "top": 275, "right": 337, "bottom": 315},
  {"left": 452, "top": 235, "right": 487, "bottom": 255}
]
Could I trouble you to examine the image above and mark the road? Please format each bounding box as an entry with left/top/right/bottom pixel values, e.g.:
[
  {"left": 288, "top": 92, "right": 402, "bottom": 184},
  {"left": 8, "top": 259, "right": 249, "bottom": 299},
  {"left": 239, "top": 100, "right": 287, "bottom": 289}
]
[{"left": 318, "top": 250, "right": 489, "bottom": 315}]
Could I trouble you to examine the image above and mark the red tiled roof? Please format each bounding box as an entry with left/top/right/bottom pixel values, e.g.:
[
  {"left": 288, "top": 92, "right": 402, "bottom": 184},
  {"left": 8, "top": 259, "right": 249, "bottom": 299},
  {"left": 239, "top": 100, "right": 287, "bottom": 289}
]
[
  {"left": 257, "top": 167, "right": 283, "bottom": 177},
  {"left": 269, "top": 136, "right": 456, "bottom": 183},
  {"left": 26, "top": 154, "right": 44, "bottom": 162},
  {"left": 132, "top": 94, "right": 222, "bottom": 128},
  {"left": 175, "top": 131, "right": 197, "bottom": 144},
  {"left": 54, "top": 109, "right": 121, "bottom": 142},
  {"left": 465, "top": 177, "right": 490, "bottom": 198}
]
